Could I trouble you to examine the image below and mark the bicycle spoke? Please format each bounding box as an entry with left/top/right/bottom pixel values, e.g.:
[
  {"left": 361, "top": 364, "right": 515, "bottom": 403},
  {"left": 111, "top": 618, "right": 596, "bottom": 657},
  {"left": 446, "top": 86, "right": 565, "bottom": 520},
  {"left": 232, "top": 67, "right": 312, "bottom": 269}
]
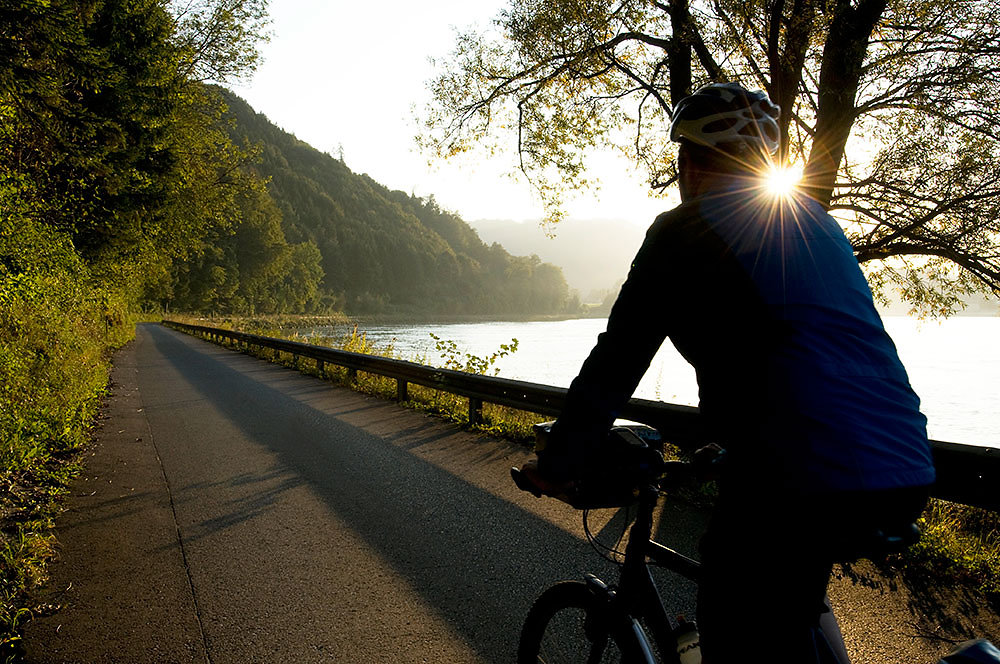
[{"left": 532, "top": 604, "right": 627, "bottom": 664}]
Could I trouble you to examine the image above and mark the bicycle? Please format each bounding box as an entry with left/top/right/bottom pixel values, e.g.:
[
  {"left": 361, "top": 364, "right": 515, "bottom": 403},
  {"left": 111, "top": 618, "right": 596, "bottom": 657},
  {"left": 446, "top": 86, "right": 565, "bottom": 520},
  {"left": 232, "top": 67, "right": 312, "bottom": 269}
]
[
  {"left": 511, "top": 423, "right": 999, "bottom": 664},
  {"left": 511, "top": 423, "right": 704, "bottom": 664}
]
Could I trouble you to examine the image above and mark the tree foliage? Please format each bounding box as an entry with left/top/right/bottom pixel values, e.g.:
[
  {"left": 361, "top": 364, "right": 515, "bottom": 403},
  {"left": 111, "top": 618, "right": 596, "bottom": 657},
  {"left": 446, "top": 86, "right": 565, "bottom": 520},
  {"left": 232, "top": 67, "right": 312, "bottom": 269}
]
[
  {"left": 0, "top": 0, "right": 276, "bottom": 279},
  {"left": 423, "top": 0, "right": 1000, "bottom": 313},
  {"left": 221, "top": 91, "right": 578, "bottom": 316},
  {"left": 170, "top": 0, "right": 270, "bottom": 83},
  {"left": 0, "top": 0, "right": 329, "bottom": 318}
]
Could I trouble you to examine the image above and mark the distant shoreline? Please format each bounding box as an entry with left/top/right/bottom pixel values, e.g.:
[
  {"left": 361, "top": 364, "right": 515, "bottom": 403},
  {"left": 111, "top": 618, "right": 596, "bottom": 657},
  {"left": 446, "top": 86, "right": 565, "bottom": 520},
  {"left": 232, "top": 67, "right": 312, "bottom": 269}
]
[
  {"left": 173, "top": 307, "right": 999, "bottom": 335},
  {"left": 347, "top": 312, "right": 608, "bottom": 326},
  {"left": 342, "top": 310, "right": 999, "bottom": 326}
]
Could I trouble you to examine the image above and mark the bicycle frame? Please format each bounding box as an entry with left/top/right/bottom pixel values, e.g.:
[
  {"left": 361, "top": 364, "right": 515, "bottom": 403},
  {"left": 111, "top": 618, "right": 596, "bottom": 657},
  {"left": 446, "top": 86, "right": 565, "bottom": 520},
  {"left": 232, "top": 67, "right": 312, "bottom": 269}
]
[{"left": 597, "top": 483, "right": 702, "bottom": 663}]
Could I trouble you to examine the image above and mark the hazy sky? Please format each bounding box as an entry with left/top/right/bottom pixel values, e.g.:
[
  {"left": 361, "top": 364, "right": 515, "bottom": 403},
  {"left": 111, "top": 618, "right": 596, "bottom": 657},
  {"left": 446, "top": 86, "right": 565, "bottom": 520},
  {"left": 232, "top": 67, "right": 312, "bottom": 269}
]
[{"left": 231, "top": 0, "right": 672, "bottom": 226}]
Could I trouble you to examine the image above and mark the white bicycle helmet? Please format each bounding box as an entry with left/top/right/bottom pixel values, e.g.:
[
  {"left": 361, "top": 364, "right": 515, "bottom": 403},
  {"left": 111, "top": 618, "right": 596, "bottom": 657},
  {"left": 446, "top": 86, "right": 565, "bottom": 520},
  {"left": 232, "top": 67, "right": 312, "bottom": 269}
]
[{"left": 670, "top": 83, "right": 781, "bottom": 156}]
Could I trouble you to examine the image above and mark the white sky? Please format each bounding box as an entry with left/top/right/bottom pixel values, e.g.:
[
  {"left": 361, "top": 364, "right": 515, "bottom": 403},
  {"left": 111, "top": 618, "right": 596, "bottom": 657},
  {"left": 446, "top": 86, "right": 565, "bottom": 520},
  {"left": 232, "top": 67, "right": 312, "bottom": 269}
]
[{"left": 230, "top": 0, "right": 673, "bottom": 226}]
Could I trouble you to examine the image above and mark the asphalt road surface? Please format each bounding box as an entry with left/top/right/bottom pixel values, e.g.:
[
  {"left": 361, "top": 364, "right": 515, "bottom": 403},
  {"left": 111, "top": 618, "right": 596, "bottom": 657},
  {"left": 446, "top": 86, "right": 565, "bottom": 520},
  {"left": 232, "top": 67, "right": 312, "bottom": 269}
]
[
  {"left": 23, "top": 323, "right": 703, "bottom": 663},
  {"left": 25, "top": 323, "right": 988, "bottom": 663}
]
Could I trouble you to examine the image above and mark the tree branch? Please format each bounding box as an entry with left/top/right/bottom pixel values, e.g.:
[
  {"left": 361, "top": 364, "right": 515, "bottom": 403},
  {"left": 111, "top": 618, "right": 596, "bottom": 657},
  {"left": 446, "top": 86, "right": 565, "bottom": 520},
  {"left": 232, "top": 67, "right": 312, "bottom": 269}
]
[{"left": 856, "top": 242, "right": 1000, "bottom": 292}]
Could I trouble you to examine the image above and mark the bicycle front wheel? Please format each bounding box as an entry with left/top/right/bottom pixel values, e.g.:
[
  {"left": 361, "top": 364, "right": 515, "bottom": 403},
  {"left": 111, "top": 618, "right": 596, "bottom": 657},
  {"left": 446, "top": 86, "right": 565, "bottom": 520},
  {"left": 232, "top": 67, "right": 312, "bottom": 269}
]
[{"left": 517, "top": 580, "right": 654, "bottom": 664}]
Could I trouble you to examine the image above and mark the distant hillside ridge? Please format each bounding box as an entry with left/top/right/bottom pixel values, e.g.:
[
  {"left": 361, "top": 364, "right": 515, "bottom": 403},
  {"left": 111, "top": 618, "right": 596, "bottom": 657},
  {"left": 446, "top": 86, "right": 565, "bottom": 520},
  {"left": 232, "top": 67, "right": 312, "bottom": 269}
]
[
  {"left": 470, "top": 217, "right": 648, "bottom": 302},
  {"left": 221, "top": 89, "right": 577, "bottom": 316}
]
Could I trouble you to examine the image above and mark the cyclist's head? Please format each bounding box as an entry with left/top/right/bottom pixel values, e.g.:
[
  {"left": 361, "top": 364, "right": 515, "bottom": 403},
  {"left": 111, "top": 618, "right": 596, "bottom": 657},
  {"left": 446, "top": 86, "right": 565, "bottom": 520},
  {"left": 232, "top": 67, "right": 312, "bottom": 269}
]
[
  {"left": 670, "top": 82, "right": 781, "bottom": 158},
  {"left": 670, "top": 83, "right": 781, "bottom": 197}
]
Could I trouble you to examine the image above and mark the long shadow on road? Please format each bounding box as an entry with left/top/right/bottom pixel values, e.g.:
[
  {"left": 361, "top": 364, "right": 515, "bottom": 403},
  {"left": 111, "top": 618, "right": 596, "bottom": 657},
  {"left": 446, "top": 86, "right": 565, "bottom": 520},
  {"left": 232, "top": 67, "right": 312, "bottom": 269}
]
[{"left": 141, "top": 324, "right": 702, "bottom": 663}]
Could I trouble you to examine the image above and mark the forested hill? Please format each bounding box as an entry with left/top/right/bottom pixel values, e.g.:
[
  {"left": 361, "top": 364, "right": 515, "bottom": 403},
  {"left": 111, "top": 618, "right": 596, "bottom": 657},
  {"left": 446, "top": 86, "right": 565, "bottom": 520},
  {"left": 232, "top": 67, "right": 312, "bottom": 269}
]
[{"left": 220, "top": 90, "right": 577, "bottom": 316}]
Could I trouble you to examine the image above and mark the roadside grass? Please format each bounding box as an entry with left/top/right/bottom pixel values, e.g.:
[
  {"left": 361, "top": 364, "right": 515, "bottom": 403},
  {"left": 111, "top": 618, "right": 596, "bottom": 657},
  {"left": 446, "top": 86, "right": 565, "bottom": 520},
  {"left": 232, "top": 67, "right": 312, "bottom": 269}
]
[
  {"left": 228, "top": 318, "right": 547, "bottom": 445},
  {"left": 171, "top": 316, "right": 1000, "bottom": 612},
  {"left": 172, "top": 314, "right": 550, "bottom": 444},
  {"left": 1, "top": 269, "right": 134, "bottom": 660},
  {"left": 907, "top": 499, "right": 1000, "bottom": 605}
]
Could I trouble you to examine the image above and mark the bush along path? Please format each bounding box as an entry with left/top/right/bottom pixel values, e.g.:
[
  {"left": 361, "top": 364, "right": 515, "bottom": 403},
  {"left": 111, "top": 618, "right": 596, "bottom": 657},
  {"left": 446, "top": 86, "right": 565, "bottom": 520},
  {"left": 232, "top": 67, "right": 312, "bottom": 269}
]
[{"left": 0, "top": 268, "right": 136, "bottom": 659}]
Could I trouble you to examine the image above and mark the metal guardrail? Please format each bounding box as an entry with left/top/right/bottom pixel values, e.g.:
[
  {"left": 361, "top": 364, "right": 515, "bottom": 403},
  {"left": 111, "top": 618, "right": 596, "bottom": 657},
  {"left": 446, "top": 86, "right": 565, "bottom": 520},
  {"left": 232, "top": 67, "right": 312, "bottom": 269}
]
[{"left": 163, "top": 320, "right": 999, "bottom": 512}]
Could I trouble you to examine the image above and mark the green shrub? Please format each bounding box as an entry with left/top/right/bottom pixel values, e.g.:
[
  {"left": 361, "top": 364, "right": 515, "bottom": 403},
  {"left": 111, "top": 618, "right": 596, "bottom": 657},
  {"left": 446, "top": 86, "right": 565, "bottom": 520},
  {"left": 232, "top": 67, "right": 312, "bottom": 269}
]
[
  {"left": 905, "top": 499, "right": 1000, "bottom": 601},
  {"left": 1, "top": 221, "right": 135, "bottom": 656}
]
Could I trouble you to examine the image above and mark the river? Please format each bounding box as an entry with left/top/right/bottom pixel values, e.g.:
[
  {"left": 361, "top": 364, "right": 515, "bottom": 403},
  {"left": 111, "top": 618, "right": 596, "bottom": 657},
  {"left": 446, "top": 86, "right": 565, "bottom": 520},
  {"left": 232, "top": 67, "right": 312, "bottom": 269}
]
[{"left": 302, "top": 316, "right": 999, "bottom": 449}]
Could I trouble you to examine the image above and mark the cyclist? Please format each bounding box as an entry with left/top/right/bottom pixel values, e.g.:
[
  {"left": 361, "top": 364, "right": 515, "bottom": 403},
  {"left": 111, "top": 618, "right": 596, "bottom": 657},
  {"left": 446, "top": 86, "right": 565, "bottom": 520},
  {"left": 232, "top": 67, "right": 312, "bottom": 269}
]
[{"left": 520, "top": 83, "right": 936, "bottom": 663}]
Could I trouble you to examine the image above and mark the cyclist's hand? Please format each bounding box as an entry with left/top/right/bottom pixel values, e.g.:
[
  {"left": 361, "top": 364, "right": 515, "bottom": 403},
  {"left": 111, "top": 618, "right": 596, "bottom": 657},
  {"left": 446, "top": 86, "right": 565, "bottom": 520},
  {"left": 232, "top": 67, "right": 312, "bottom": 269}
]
[
  {"left": 513, "top": 457, "right": 639, "bottom": 509},
  {"left": 513, "top": 458, "right": 578, "bottom": 505},
  {"left": 512, "top": 428, "right": 665, "bottom": 509}
]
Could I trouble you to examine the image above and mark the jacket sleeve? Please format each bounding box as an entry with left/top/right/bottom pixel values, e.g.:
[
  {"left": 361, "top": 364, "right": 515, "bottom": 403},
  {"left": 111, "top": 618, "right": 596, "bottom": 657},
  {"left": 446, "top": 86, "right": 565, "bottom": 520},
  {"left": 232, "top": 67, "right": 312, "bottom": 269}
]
[{"left": 548, "top": 212, "right": 680, "bottom": 453}]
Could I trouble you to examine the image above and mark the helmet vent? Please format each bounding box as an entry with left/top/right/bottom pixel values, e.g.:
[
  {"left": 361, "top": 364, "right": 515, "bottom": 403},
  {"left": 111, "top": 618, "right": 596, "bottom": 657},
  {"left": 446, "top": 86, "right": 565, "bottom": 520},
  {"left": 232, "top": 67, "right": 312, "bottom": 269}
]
[
  {"left": 704, "top": 117, "right": 741, "bottom": 133},
  {"left": 670, "top": 83, "right": 781, "bottom": 156}
]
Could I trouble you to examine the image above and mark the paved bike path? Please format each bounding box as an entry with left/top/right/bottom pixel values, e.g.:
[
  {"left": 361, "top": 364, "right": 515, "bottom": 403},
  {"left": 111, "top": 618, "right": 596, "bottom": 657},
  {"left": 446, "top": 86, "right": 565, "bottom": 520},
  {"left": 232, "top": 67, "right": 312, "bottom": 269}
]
[
  {"left": 23, "top": 323, "right": 991, "bottom": 663},
  {"left": 22, "top": 323, "right": 705, "bottom": 663}
]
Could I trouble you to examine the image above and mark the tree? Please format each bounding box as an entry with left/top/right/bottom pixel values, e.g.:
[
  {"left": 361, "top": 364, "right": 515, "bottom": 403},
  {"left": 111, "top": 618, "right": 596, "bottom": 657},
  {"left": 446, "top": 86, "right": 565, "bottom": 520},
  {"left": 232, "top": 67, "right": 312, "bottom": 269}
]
[
  {"left": 0, "top": 0, "right": 272, "bottom": 284},
  {"left": 422, "top": 0, "right": 1000, "bottom": 314},
  {"left": 1, "top": 0, "right": 178, "bottom": 265},
  {"left": 169, "top": 0, "right": 270, "bottom": 83}
]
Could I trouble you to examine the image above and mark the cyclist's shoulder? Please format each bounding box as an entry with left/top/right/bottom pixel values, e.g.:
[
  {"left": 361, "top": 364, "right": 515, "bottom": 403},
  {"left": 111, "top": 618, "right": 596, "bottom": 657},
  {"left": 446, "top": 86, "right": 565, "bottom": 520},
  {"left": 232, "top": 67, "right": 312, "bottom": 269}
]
[
  {"left": 644, "top": 200, "right": 711, "bottom": 249},
  {"left": 650, "top": 199, "right": 703, "bottom": 230}
]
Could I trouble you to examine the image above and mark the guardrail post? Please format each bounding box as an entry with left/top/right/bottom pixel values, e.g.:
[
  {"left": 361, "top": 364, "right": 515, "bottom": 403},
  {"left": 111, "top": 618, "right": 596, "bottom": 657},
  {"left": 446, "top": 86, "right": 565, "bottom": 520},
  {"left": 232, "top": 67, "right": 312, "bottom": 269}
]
[
  {"left": 316, "top": 359, "right": 325, "bottom": 376},
  {"left": 469, "top": 397, "right": 484, "bottom": 426},
  {"left": 347, "top": 368, "right": 358, "bottom": 383},
  {"left": 397, "top": 379, "right": 408, "bottom": 402}
]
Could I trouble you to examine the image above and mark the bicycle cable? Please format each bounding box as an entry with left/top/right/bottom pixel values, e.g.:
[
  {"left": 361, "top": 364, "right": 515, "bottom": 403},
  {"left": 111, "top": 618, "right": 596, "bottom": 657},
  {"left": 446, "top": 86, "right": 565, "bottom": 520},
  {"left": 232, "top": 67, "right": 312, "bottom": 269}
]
[{"left": 582, "top": 505, "right": 633, "bottom": 564}]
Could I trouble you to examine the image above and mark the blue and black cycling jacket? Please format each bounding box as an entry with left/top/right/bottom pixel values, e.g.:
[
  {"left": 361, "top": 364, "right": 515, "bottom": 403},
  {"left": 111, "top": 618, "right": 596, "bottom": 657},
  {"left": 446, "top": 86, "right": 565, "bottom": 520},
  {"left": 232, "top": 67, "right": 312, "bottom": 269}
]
[{"left": 552, "top": 185, "right": 935, "bottom": 494}]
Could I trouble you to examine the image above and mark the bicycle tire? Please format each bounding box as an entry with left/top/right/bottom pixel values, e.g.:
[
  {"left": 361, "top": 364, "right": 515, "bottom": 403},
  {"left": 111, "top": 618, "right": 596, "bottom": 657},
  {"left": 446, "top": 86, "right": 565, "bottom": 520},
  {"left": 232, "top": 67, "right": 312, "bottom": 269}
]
[{"left": 517, "top": 580, "right": 654, "bottom": 664}]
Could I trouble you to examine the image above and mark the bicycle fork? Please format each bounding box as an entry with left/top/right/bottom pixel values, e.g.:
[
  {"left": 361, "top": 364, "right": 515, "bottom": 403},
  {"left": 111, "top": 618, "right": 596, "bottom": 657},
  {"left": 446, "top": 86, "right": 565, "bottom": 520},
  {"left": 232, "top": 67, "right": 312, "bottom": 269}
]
[{"left": 580, "top": 571, "right": 658, "bottom": 664}]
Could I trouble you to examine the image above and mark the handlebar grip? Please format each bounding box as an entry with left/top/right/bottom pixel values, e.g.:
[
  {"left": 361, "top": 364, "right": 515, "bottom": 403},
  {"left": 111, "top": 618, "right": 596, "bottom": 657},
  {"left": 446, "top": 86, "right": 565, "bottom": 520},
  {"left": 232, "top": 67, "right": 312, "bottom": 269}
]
[{"left": 510, "top": 467, "right": 543, "bottom": 498}]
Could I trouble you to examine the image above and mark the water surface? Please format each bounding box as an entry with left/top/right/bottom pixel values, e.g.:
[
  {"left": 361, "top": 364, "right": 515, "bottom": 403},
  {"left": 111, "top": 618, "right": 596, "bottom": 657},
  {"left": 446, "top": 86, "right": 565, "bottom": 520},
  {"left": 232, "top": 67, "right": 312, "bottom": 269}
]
[{"left": 304, "top": 317, "right": 999, "bottom": 448}]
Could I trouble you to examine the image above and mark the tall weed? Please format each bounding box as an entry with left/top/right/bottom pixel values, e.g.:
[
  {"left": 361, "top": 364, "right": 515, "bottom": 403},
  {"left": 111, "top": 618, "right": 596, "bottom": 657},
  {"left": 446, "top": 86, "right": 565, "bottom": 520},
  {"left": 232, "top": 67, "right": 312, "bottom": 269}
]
[
  {"left": 1, "top": 223, "right": 134, "bottom": 656},
  {"left": 199, "top": 318, "right": 545, "bottom": 441},
  {"left": 907, "top": 499, "right": 1000, "bottom": 601}
]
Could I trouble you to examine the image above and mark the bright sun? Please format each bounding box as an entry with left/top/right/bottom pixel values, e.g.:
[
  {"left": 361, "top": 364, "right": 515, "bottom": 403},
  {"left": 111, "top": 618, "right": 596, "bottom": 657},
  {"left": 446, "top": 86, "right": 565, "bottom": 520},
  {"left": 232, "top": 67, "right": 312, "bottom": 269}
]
[{"left": 766, "top": 165, "right": 803, "bottom": 196}]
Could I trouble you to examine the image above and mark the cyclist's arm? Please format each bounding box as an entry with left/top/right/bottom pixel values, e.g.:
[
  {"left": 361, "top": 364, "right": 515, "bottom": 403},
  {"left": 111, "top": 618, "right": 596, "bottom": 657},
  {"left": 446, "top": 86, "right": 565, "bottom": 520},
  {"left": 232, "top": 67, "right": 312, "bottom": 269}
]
[{"left": 546, "top": 211, "right": 685, "bottom": 469}]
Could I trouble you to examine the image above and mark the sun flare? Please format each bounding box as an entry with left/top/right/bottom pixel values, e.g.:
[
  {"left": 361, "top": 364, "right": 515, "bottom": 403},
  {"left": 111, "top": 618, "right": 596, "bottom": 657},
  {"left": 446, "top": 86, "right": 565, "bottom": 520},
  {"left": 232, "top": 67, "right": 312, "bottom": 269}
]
[{"left": 766, "top": 165, "right": 803, "bottom": 196}]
